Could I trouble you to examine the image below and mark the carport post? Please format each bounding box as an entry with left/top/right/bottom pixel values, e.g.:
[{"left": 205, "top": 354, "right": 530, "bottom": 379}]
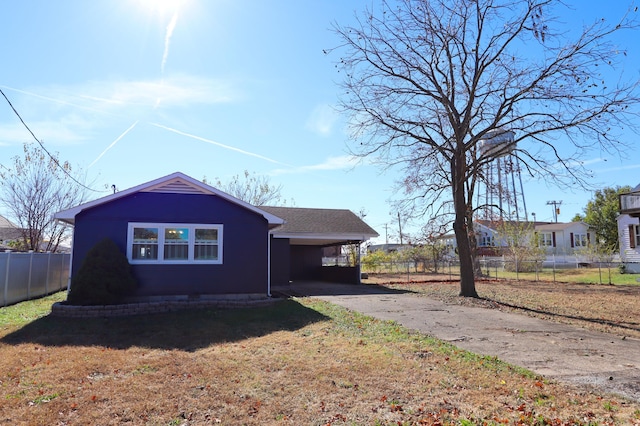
[{"left": 357, "top": 239, "right": 362, "bottom": 284}]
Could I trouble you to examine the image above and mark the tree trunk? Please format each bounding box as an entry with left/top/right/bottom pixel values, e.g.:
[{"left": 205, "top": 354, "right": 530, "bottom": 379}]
[{"left": 452, "top": 154, "right": 479, "bottom": 298}]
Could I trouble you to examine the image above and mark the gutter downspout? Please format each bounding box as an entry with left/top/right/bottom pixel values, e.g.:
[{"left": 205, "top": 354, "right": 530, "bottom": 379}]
[{"left": 267, "top": 231, "right": 272, "bottom": 297}]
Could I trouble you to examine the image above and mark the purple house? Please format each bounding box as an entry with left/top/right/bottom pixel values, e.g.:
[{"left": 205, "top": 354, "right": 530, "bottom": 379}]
[{"left": 55, "top": 172, "right": 378, "bottom": 300}]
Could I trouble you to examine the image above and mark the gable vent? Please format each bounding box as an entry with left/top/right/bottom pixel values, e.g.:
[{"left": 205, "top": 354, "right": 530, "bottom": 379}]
[{"left": 142, "top": 179, "right": 210, "bottom": 195}]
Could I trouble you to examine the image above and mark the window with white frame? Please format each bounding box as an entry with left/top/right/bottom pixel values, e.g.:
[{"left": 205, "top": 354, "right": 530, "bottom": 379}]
[
  {"left": 574, "top": 233, "right": 588, "bottom": 247},
  {"left": 634, "top": 225, "right": 640, "bottom": 248},
  {"left": 539, "top": 232, "right": 553, "bottom": 247},
  {"left": 128, "top": 223, "right": 223, "bottom": 264}
]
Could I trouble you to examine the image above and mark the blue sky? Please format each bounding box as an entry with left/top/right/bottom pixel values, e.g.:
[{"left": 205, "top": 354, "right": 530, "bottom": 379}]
[{"left": 1, "top": 0, "right": 639, "bottom": 244}]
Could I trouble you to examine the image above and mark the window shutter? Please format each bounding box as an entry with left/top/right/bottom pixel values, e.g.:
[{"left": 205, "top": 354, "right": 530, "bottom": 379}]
[
  {"left": 630, "top": 225, "right": 636, "bottom": 249},
  {"left": 552, "top": 232, "right": 556, "bottom": 247},
  {"left": 587, "top": 233, "right": 591, "bottom": 243},
  {"left": 570, "top": 233, "right": 574, "bottom": 248}
]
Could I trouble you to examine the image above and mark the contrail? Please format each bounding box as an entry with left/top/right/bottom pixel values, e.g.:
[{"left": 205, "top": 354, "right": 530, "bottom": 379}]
[
  {"left": 161, "top": 11, "right": 179, "bottom": 74},
  {"left": 88, "top": 120, "right": 139, "bottom": 168},
  {"left": 0, "top": 85, "right": 121, "bottom": 117},
  {"left": 151, "top": 122, "right": 294, "bottom": 167}
]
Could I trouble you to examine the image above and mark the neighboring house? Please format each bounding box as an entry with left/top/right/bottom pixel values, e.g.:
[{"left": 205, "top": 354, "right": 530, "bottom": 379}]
[
  {"left": 54, "top": 172, "right": 378, "bottom": 301},
  {"left": 0, "top": 215, "right": 23, "bottom": 250},
  {"left": 533, "top": 221, "right": 594, "bottom": 255},
  {"left": 444, "top": 219, "right": 594, "bottom": 256},
  {"left": 618, "top": 184, "right": 640, "bottom": 272}
]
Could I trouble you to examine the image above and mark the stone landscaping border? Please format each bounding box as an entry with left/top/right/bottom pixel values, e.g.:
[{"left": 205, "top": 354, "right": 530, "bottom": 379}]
[{"left": 51, "top": 297, "right": 280, "bottom": 318}]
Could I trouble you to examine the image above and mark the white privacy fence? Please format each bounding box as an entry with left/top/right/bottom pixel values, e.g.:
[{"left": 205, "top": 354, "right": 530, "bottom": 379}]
[{"left": 1, "top": 251, "right": 70, "bottom": 307}]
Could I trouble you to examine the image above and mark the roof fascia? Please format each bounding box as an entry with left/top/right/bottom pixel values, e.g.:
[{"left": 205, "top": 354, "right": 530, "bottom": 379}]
[
  {"left": 271, "top": 232, "right": 378, "bottom": 240},
  {"left": 54, "top": 172, "right": 284, "bottom": 226}
]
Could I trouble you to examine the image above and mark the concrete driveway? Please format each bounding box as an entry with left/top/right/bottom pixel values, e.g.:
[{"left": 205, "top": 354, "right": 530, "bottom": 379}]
[{"left": 274, "top": 282, "right": 640, "bottom": 402}]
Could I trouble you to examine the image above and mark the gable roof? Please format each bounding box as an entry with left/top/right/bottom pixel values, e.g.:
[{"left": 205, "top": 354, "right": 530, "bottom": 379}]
[
  {"left": 0, "top": 215, "right": 22, "bottom": 241},
  {"left": 54, "top": 172, "right": 285, "bottom": 227},
  {"left": 260, "top": 206, "right": 379, "bottom": 246},
  {"left": 475, "top": 219, "right": 591, "bottom": 232}
]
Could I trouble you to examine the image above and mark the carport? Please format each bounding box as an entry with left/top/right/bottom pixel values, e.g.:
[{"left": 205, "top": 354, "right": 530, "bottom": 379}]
[{"left": 260, "top": 206, "right": 379, "bottom": 286}]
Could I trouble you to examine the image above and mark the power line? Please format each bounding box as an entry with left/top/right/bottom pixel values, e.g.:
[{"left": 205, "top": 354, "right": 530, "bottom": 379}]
[{"left": 0, "top": 88, "right": 103, "bottom": 193}]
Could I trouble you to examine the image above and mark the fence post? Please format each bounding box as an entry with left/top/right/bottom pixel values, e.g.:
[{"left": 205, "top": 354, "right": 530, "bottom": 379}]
[
  {"left": 27, "top": 250, "right": 34, "bottom": 300},
  {"left": 3, "top": 251, "right": 10, "bottom": 307},
  {"left": 62, "top": 253, "right": 68, "bottom": 292},
  {"left": 45, "top": 252, "right": 52, "bottom": 295}
]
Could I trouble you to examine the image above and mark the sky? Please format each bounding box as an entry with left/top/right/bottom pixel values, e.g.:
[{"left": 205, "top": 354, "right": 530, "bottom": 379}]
[{"left": 1, "top": 0, "right": 640, "bottom": 245}]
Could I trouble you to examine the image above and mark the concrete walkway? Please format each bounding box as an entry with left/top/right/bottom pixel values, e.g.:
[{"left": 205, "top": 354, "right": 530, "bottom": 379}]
[{"left": 274, "top": 282, "right": 640, "bottom": 402}]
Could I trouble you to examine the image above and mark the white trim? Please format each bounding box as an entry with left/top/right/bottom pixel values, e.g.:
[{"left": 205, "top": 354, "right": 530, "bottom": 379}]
[
  {"left": 127, "top": 222, "right": 223, "bottom": 265},
  {"left": 271, "top": 232, "right": 377, "bottom": 240}
]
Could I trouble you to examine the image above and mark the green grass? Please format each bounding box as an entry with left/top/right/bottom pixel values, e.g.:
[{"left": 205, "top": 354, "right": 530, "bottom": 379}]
[
  {"left": 0, "top": 291, "right": 67, "bottom": 328},
  {"left": 483, "top": 266, "right": 640, "bottom": 285},
  {"left": 368, "top": 264, "right": 640, "bottom": 285}
]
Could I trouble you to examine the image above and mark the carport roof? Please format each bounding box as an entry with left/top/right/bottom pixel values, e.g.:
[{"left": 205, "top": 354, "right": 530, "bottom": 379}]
[{"left": 260, "top": 206, "right": 379, "bottom": 246}]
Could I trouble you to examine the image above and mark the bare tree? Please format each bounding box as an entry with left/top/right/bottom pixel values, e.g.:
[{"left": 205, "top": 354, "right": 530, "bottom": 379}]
[
  {"left": 0, "top": 143, "right": 87, "bottom": 252},
  {"left": 205, "top": 170, "right": 288, "bottom": 206},
  {"left": 330, "top": 0, "right": 640, "bottom": 297}
]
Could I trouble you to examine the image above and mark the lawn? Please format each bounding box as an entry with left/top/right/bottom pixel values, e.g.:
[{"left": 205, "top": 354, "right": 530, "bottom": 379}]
[{"left": 1, "top": 286, "right": 639, "bottom": 425}]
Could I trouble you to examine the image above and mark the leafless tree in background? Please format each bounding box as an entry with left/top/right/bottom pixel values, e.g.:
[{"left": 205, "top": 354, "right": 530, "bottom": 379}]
[
  {"left": 206, "top": 170, "right": 288, "bottom": 206},
  {"left": 330, "top": 0, "right": 640, "bottom": 297},
  {"left": 0, "top": 143, "right": 87, "bottom": 252}
]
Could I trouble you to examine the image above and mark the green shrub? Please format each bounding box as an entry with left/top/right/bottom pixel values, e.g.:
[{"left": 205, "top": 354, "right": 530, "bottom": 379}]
[{"left": 67, "top": 238, "right": 137, "bottom": 305}]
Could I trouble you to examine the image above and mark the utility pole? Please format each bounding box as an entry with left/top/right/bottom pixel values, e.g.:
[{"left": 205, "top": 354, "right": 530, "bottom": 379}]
[
  {"left": 546, "top": 200, "right": 562, "bottom": 223},
  {"left": 397, "top": 212, "right": 403, "bottom": 245}
]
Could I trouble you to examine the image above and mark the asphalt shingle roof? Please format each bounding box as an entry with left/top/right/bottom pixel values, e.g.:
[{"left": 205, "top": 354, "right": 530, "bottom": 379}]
[{"left": 259, "top": 206, "right": 378, "bottom": 237}]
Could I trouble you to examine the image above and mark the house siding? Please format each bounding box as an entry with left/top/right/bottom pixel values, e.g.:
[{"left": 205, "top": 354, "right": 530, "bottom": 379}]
[
  {"left": 290, "top": 245, "right": 322, "bottom": 281},
  {"left": 269, "top": 236, "right": 290, "bottom": 286},
  {"left": 72, "top": 192, "right": 269, "bottom": 297},
  {"left": 618, "top": 214, "right": 640, "bottom": 268}
]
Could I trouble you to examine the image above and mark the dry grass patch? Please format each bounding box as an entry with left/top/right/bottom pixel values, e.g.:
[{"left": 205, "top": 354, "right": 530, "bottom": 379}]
[{"left": 1, "top": 292, "right": 639, "bottom": 425}]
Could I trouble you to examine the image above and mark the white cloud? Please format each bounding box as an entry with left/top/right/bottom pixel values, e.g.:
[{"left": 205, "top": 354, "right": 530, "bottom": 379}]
[
  {"left": 0, "top": 76, "right": 240, "bottom": 146},
  {"left": 78, "top": 75, "right": 239, "bottom": 109},
  {"left": 271, "top": 155, "right": 360, "bottom": 176},
  {"left": 305, "top": 104, "right": 338, "bottom": 136},
  {"left": 3, "top": 75, "right": 239, "bottom": 115}
]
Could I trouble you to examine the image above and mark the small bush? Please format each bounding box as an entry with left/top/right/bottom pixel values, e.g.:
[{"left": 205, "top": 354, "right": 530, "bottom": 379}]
[
  {"left": 503, "top": 258, "right": 542, "bottom": 273},
  {"left": 67, "top": 238, "right": 137, "bottom": 305}
]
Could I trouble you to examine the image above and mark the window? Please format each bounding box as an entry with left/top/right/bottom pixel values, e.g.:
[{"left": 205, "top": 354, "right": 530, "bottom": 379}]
[
  {"left": 573, "top": 233, "right": 588, "bottom": 248},
  {"left": 132, "top": 227, "right": 158, "bottom": 260},
  {"left": 164, "top": 227, "right": 189, "bottom": 260},
  {"left": 127, "top": 223, "right": 222, "bottom": 264},
  {"left": 195, "top": 228, "right": 219, "bottom": 260},
  {"left": 634, "top": 225, "right": 640, "bottom": 248},
  {"left": 539, "top": 232, "right": 554, "bottom": 247},
  {"left": 478, "top": 233, "right": 494, "bottom": 247}
]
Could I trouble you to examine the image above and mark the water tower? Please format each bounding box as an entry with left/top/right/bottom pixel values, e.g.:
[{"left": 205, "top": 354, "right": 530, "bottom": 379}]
[{"left": 477, "top": 129, "right": 528, "bottom": 221}]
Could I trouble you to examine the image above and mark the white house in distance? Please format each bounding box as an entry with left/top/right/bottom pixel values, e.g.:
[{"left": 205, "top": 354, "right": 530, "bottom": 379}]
[
  {"left": 618, "top": 184, "right": 640, "bottom": 272},
  {"left": 447, "top": 219, "right": 595, "bottom": 257}
]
